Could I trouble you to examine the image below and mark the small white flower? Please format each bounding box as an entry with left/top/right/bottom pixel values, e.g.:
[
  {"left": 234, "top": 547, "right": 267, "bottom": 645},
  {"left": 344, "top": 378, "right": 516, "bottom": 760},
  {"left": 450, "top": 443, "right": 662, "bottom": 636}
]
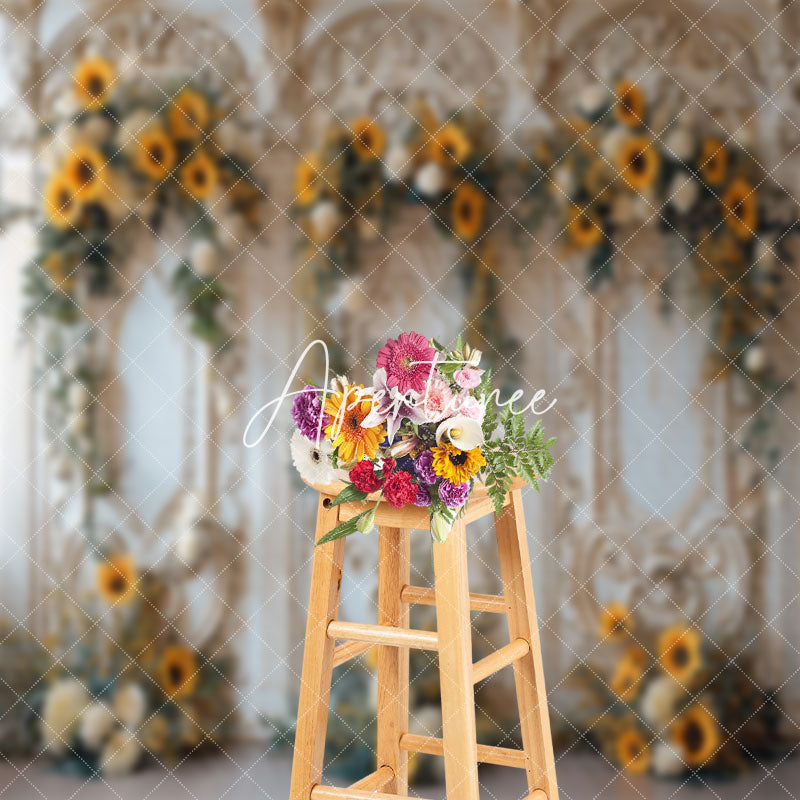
[
  {"left": 41, "top": 679, "right": 90, "bottom": 755},
  {"left": 577, "top": 84, "right": 608, "bottom": 116},
  {"left": 743, "top": 345, "right": 767, "bottom": 374},
  {"left": 640, "top": 675, "right": 685, "bottom": 728},
  {"left": 414, "top": 161, "right": 446, "bottom": 197},
  {"left": 290, "top": 428, "right": 336, "bottom": 485},
  {"left": 310, "top": 201, "right": 341, "bottom": 241},
  {"left": 435, "top": 415, "right": 484, "bottom": 450},
  {"left": 664, "top": 125, "right": 695, "bottom": 161},
  {"left": 78, "top": 703, "right": 115, "bottom": 751},
  {"left": 600, "top": 128, "right": 627, "bottom": 160},
  {"left": 652, "top": 741, "right": 685, "bottom": 777},
  {"left": 550, "top": 165, "right": 574, "bottom": 201},
  {"left": 100, "top": 729, "right": 142, "bottom": 776},
  {"left": 191, "top": 239, "right": 218, "bottom": 277},
  {"left": 384, "top": 143, "right": 412, "bottom": 181},
  {"left": 113, "top": 683, "right": 147, "bottom": 730},
  {"left": 668, "top": 173, "right": 699, "bottom": 214}
]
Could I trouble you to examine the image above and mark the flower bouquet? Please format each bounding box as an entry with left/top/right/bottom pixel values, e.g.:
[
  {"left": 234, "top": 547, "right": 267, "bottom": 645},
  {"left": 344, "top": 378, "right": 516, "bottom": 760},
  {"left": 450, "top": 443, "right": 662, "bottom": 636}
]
[{"left": 289, "top": 332, "right": 555, "bottom": 544}]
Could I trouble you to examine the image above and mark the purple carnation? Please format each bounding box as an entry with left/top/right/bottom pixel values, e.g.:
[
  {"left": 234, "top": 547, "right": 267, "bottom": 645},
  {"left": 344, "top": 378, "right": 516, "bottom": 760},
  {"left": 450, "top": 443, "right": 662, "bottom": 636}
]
[
  {"left": 291, "top": 385, "right": 329, "bottom": 441},
  {"left": 414, "top": 450, "right": 437, "bottom": 485},
  {"left": 438, "top": 479, "right": 470, "bottom": 509},
  {"left": 413, "top": 484, "right": 432, "bottom": 507}
]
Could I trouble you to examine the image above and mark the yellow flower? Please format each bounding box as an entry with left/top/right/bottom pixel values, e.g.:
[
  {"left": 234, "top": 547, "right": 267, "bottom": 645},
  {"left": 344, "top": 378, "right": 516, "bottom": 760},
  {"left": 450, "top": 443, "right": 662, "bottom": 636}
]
[
  {"left": 135, "top": 127, "right": 176, "bottom": 180},
  {"left": 722, "top": 177, "right": 757, "bottom": 240},
  {"left": 168, "top": 89, "right": 209, "bottom": 141},
  {"left": 452, "top": 183, "right": 486, "bottom": 241},
  {"left": 615, "top": 80, "right": 645, "bottom": 127},
  {"left": 294, "top": 154, "right": 321, "bottom": 207},
  {"left": 617, "top": 136, "right": 660, "bottom": 191},
  {"left": 140, "top": 715, "right": 169, "bottom": 754},
  {"left": 611, "top": 655, "right": 645, "bottom": 702},
  {"left": 158, "top": 646, "right": 198, "bottom": 699},
  {"left": 42, "top": 253, "right": 75, "bottom": 293},
  {"left": 180, "top": 151, "right": 218, "bottom": 199},
  {"left": 699, "top": 138, "right": 727, "bottom": 185},
  {"left": 672, "top": 704, "right": 720, "bottom": 767},
  {"left": 74, "top": 56, "right": 115, "bottom": 109},
  {"left": 96, "top": 555, "right": 137, "bottom": 605},
  {"left": 431, "top": 123, "right": 471, "bottom": 164},
  {"left": 657, "top": 626, "right": 702, "bottom": 685},
  {"left": 349, "top": 117, "right": 385, "bottom": 159},
  {"left": 431, "top": 442, "right": 486, "bottom": 484},
  {"left": 599, "top": 603, "right": 631, "bottom": 640},
  {"left": 324, "top": 386, "right": 384, "bottom": 463},
  {"left": 63, "top": 145, "right": 107, "bottom": 200},
  {"left": 568, "top": 208, "right": 603, "bottom": 248},
  {"left": 616, "top": 728, "right": 651, "bottom": 774},
  {"left": 44, "top": 173, "right": 81, "bottom": 229}
]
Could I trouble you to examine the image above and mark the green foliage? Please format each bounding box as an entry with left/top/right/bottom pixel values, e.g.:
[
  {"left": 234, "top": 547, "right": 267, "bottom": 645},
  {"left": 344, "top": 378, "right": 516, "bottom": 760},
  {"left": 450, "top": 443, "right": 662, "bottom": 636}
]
[{"left": 481, "top": 407, "right": 556, "bottom": 516}]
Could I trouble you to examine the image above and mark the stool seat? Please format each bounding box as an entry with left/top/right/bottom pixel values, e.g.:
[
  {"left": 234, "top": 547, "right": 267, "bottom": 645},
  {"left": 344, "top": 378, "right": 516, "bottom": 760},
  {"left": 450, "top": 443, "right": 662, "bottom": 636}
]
[{"left": 289, "top": 482, "right": 559, "bottom": 800}]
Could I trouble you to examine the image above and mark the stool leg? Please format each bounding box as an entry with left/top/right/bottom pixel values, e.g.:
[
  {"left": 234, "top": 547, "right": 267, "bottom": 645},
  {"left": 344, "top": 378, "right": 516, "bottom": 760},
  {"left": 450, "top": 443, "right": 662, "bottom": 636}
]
[
  {"left": 495, "top": 489, "right": 559, "bottom": 800},
  {"left": 433, "top": 519, "right": 480, "bottom": 800},
  {"left": 377, "top": 527, "right": 411, "bottom": 794},
  {"left": 290, "top": 496, "right": 345, "bottom": 800}
]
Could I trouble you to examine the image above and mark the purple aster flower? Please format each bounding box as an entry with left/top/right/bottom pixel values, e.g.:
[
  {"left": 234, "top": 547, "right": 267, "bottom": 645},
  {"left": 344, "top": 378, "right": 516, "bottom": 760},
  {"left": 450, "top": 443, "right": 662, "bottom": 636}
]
[
  {"left": 438, "top": 479, "right": 470, "bottom": 509},
  {"left": 414, "top": 450, "right": 437, "bottom": 485},
  {"left": 413, "top": 484, "right": 432, "bottom": 507},
  {"left": 291, "top": 385, "right": 329, "bottom": 441}
]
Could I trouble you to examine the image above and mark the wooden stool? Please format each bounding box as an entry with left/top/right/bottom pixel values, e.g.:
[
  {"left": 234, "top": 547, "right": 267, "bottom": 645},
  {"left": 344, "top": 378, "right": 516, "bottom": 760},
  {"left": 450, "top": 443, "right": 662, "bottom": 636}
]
[{"left": 290, "top": 478, "right": 558, "bottom": 800}]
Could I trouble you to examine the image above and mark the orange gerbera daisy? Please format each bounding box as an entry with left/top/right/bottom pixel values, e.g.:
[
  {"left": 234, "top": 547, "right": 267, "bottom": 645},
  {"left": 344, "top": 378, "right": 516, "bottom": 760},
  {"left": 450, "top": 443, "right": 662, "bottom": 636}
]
[
  {"left": 96, "top": 555, "right": 137, "bottom": 605},
  {"left": 616, "top": 728, "right": 651, "bottom": 774},
  {"left": 180, "top": 151, "right": 218, "bottom": 199},
  {"left": 657, "top": 626, "right": 702, "bottom": 685},
  {"left": 135, "top": 127, "right": 176, "bottom": 180},
  {"left": 324, "top": 385, "right": 384, "bottom": 463},
  {"left": 452, "top": 183, "right": 486, "bottom": 241},
  {"left": 615, "top": 80, "right": 646, "bottom": 127},
  {"left": 73, "top": 56, "right": 115, "bottom": 109},
  {"left": 63, "top": 145, "right": 107, "bottom": 200},
  {"left": 618, "top": 136, "right": 660, "bottom": 191},
  {"left": 158, "top": 645, "right": 198, "bottom": 698},
  {"left": 672, "top": 704, "right": 720, "bottom": 767}
]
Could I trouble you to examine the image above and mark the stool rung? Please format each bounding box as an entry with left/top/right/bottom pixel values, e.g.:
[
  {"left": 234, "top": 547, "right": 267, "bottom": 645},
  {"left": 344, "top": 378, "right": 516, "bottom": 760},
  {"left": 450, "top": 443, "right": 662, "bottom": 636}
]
[
  {"left": 399, "top": 733, "right": 527, "bottom": 769},
  {"left": 349, "top": 765, "right": 393, "bottom": 791},
  {"left": 311, "top": 786, "right": 433, "bottom": 800},
  {"left": 400, "top": 584, "right": 507, "bottom": 614},
  {"left": 526, "top": 792, "right": 548, "bottom": 800},
  {"left": 327, "top": 620, "right": 438, "bottom": 650},
  {"left": 472, "top": 637, "right": 530, "bottom": 684},
  {"left": 332, "top": 640, "right": 373, "bottom": 669}
]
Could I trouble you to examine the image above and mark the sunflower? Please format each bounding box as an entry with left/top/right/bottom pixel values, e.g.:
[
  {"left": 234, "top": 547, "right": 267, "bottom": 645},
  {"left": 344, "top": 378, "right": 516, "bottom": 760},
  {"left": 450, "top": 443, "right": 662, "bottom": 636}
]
[
  {"left": 699, "top": 138, "right": 727, "bottom": 185},
  {"left": 611, "top": 659, "right": 644, "bottom": 702},
  {"left": 135, "top": 127, "right": 177, "bottom": 180},
  {"left": 73, "top": 56, "right": 115, "bottom": 109},
  {"left": 452, "top": 183, "right": 486, "bottom": 241},
  {"left": 168, "top": 89, "right": 210, "bottom": 141},
  {"left": 722, "top": 177, "right": 757, "bottom": 239},
  {"left": 431, "top": 442, "right": 486, "bottom": 484},
  {"left": 616, "top": 728, "right": 651, "bottom": 774},
  {"left": 431, "top": 123, "right": 471, "bottom": 164},
  {"left": 96, "top": 555, "right": 137, "bottom": 605},
  {"left": 599, "top": 602, "right": 631, "bottom": 640},
  {"left": 294, "top": 154, "right": 321, "bottom": 207},
  {"left": 63, "top": 146, "right": 107, "bottom": 200},
  {"left": 657, "top": 626, "right": 702, "bottom": 685},
  {"left": 568, "top": 208, "right": 603, "bottom": 248},
  {"left": 615, "top": 80, "right": 645, "bottom": 127},
  {"left": 349, "top": 117, "right": 386, "bottom": 160},
  {"left": 180, "top": 151, "right": 218, "bottom": 199},
  {"left": 158, "top": 645, "right": 198, "bottom": 698},
  {"left": 618, "top": 136, "right": 660, "bottom": 190},
  {"left": 324, "top": 385, "right": 384, "bottom": 463},
  {"left": 42, "top": 253, "right": 75, "bottom": 293},
  {"left": 672, "top": 704, "right": 720, "bottom": 767},
  {"left": 44, "top": 173, "right": 81, "bottom": 229}
]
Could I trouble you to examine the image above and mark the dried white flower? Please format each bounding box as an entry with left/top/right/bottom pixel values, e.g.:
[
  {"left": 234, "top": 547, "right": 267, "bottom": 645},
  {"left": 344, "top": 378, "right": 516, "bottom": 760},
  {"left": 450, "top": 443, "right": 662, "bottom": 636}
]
[
  {"left": 78, "top": 702, "right": 115, "bottom": 751},
  {"left": 414, "top": 161, "right": 446, "bottom": 197},
  {"left": 384, "top": 143, "right": 412, "bottom": 181},
  {"left": 640, "top": 675, "right": 685, "bottom": 728},
  {"left": 310, "top": 201, "right": 341, "bottom": 241},
  {"left": 668, "top": 173, "right": 699, "bottom": 214},
  {"left": 41, "top": 679, "right": 90, "bottom": 755},
  {"left": 577, "top": 84, "right": 608, "bottom": 116},
  {"left": 113, "top": 682, "right": 147, "bottom": 729}
]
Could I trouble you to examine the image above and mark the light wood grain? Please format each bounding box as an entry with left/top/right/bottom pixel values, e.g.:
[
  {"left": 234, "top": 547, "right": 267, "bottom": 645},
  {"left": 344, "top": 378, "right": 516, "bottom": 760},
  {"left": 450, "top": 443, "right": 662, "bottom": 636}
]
[
  {"left": 311, "top": 786, "right": 434, "bottom": 800},
  {"left": 399, "top": 733, "right": 527, "bottom": 769},
  {"left": 376, "top": 527, "right": 411, "bottom": 794},
  {"left": 432, "top": 518, "right": 480, "bottom": 800},
  {"left": 495, "top": 489, "right": 559, "bottom": 800},
  {"left": 472, "top": 637, "right": 530, "bottom": 684},
  {"left": 331, "top": 640, "right": 373, "bottom": 669},
  {"left": 348, "top": 765, "right": 394, "bottom": 791},
  {"left": 327, "top": 620, "right": 438, "bottom": 650},
  {"left": 400, "top": 584, "right": 507, "bottom": 614},
  {"left": 289, "top": 496, "right": 345, "bottom": 800}
]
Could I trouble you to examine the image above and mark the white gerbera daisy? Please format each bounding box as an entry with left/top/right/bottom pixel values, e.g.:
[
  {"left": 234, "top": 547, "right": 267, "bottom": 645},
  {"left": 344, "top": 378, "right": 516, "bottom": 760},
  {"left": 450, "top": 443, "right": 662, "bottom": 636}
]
[{"left": 290, "top": 428, "right": 336, "bottom": 485}]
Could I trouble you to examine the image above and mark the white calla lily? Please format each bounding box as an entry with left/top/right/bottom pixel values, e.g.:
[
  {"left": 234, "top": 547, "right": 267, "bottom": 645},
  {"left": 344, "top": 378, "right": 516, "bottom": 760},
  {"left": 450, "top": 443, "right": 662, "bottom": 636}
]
[{"left": 435, "top": 415, "right": 484, "bottom": 450}]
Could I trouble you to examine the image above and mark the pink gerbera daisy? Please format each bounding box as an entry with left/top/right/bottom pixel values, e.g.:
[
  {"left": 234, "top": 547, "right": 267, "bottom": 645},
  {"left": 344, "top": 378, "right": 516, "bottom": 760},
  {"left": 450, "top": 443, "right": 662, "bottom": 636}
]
[{"left": 376, "top": 332, "right": 436, "bottom": 395}]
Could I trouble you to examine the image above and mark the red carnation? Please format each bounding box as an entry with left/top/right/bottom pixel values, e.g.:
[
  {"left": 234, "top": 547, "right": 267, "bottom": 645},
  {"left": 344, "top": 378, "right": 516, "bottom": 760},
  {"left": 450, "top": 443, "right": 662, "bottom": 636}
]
[
  {"left": 349, "top": 460, "right": 383, "bottom": 493},
  {"left": 381, "top": 458, "right": 396, "bottom": 478},
  {"left": 383, "top": 470, "right": 417, "bottom": 509}
]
